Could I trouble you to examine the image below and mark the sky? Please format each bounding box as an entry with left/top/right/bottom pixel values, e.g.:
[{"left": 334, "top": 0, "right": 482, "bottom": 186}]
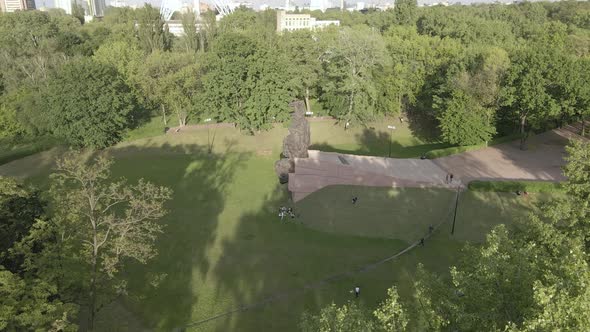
[{"left": 36, "top": 0, "right": 541, "bottom": 15}]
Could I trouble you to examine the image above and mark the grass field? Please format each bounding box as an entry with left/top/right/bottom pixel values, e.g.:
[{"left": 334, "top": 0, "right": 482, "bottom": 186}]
[{"left": 0, "top": 122, "right": 553, "bottom": 331}]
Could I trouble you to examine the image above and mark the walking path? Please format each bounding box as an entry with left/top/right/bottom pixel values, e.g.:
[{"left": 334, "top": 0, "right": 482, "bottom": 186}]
[
  {"left": 289, "top": 150, "right": 456, "bottom": 202},
  {"left": 289, "top": 128, "right": 582, "bottom": 202}
]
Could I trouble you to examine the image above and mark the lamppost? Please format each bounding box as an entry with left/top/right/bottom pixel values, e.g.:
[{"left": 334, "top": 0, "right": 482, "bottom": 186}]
[
  {"left": 204, "top": 118, "right": 212, "bottom": 154},
  {"left": 387, "top": 125, "right": 396, "bottom": 158}
]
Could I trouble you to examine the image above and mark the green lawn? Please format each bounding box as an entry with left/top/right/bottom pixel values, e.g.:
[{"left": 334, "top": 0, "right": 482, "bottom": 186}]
[
  {"left": 121, "top": 116, "right": 447, "bottom": 159},
  {"left": 0, "top": 122, "right": 554, "bottom": 331},
  {"left": 0, "top": 136, "right": 61, "bottom": 166}
]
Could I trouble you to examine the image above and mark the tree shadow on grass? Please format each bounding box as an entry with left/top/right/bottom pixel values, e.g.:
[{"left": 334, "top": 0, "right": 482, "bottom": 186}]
[
  {"left": 405, "top": 108, "right": 440, "bottom": 143},
  {"left": 89, "top": 142, "right": 251, "bottom": 331},
  {"left": 180, "top": 183, "right": 469, "bottom": 332},
  {"left": 310, "top": 128, "right": 447, "bottom": 158}
]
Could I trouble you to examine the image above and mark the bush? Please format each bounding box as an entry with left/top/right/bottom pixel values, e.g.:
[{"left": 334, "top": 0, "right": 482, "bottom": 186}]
[
  {"left": 425, "top": 134, "right": 520, "bottom": 159},
  {"left": 468, "top": 180, "right": 564, "bottom": 193}
]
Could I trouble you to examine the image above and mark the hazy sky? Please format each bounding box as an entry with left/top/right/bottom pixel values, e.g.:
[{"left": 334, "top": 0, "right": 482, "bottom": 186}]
[{"left": 36, "top": 0, "right": 531, "bottom": 14}]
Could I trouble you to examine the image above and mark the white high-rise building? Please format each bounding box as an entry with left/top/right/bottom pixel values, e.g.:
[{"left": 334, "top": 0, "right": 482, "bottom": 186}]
[
  {"left": 87, "top": 0, "right": 105, "bottom": 16},
  {"left": 55, "top": 0, "right": 72, "bottom": 14},
  {"left": 1, "top": 0, "right": 35, "bottom": 12}
]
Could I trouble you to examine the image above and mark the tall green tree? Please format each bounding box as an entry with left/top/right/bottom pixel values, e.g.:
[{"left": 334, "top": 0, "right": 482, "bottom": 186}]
[
  {"left": 202, "top": 32, "right": 294, "bottom": 132},
  {"left": 135, "top": 5, "right": 172, "bottom": 53},
  {"left": 394, "top": 0, "right": 418, "bottom": 26},
  {"left": 435, "top": 89, "right": 496, "bottom": 146},
  {"left": 321, "top": 26, "right": 388, "bottom": 128},
  {"left": 41, "top": 58, "right": 138, "bottom": 148},
  {"left": 49, "top": 152, "right": 172, "bottom": 330},
  {"left": 501, "top": 46, "right": 560, "bottom": 149}
]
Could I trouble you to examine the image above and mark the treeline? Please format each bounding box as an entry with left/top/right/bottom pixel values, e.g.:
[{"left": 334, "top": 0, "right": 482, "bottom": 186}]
[{"left": 1, "top": 1, "right": 590, "bottom": 149}]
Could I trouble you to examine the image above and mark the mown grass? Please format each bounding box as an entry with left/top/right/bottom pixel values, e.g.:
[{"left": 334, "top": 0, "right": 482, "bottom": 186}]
[
  {"left": 0, "top": 136, "right": 60, "bottom": 166},
  {"left": 0, "top": 118, "right": 556, "bottom": 332}
]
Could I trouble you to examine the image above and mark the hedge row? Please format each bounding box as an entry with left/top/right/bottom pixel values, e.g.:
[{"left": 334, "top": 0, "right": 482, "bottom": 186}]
[{"left": 468, "top": 180, "right": 564, "bottom": 193}]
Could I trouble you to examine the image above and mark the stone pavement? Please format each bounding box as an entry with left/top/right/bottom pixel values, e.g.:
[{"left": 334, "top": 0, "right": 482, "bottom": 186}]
[{"left": 289, "top": 128, "right": 583, "bottom": 202}]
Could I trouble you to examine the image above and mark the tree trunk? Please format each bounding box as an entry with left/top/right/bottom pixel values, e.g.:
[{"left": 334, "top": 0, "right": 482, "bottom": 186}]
[
  {"left": 582, "top": 117, "right": 586, "bottom": 137},
  {"left": 161, "top": 105, "right": 168, "bottom": 126},
  {"left": 519, "top": 115, "right": 527, "bottom": 151},
  {"left": 88, "top": 234, "right": 98, "bottom": 330},
  {"left": 304, "top": 87, "right": 311, "bottom": 114}
]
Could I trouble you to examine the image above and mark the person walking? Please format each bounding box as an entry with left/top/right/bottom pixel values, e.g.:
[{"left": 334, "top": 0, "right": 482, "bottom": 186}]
[
  {"left": 450, "top": 173, "right": 454, "bottom": 183},
  {"left": 352, "top": 196, "right": 358, "bottom": 204},
  {"left": 354, "top": 286, "right": 360, "bottom": 298}
]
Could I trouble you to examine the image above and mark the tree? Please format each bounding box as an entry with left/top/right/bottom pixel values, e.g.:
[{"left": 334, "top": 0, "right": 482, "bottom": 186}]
[
  {"left": 49, "top": 151, "right": 172, "bottom": 330},
  {"left": 72, "top": 3, "right": 85, "bottom": 25},
  {"left": 132, "top": 51, "right": 199, "bottom": 126},
  {"left": 201, "top": 32, "right": 295, "bottom": 132},
  {"left": 181, "top": 12, "right": 199, "bottom": 52},
  {"left": 300, "top": 302, "right": 375, "bottom": 332},
  {"left": 412, "top": 141, "right": 590, "bottom": 331},
  {"left": 281, "top": 30, "right": 324, "bottom": 114},
  {"left": 321, "top": 26, "right": 388, "bottom": 128},
  {"left": 41, "top": 58, "right": 138, "bottom": 148},
  {"left": 501, "top": 46, "right": 560, "bottom": 150},
  {"left": 0, "top": 104, "right": 26, "bottom": 139},
  {"left": 161, "top": 62, "right": 202, "bottom": 127},
  {"left": 135, "top": 5, "right": 172, "bottom": 53},
  {"left": 301, "top": 287, "right": 408, "bottom": 331},
  {"left": 394, "top": 0, "right": 418, "bottom": 26},
  {"left": 0, "top": 177, "right": 44, "bottom": 272},
  {"left": 435, "top": 88, "right": 496, "bottom": 146},
  {"left": 0, "top": 269, "right": 78, "bottom": 331},
  {"left": 0, "top": 177, "right": 78, "bottom": 331}
]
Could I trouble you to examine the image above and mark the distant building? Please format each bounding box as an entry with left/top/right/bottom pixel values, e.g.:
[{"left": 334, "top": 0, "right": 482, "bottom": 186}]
[
  {"left": 1, "top": 0, "right": 35, "bottom": 12},
  {"left": 309, "top": 0, "right": 328, "bottom": 11},
  {"left": 87, "top": 0, "right": 105, "bottom": 16},
  {"left": 55, "top": 0, "right": 72, "bottom": 14},
  {"left": 276, "top": 10, "right": 340, "bottom": 32},
  {"left": 165, "top": 20, "right": 203, "bottom": 36}
]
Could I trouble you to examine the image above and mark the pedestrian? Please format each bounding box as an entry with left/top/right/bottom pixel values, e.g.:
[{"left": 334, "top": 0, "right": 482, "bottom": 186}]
[
  {"left": 354, "top": 286, "right": 360, "bottom": 298},
  {"left": 352, "top": 196, "right": 358, "bottom": 204},
  {"left": 429, "top": 225, "right": 434, "bottom": 233},
  {"left": 420, "top": 238, "right": 424, "bottom": 246},
  {"left": 450, "top": 174, "right": 454, "bottom": 183}
]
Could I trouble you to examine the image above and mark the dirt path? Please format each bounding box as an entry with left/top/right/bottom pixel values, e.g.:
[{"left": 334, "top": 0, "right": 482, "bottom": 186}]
[
  {"left": 289, "top": 129, "right": 579, "bottom": 202},
  {"left": 432, "top": 130, "right": 572, "bottom": 183}
]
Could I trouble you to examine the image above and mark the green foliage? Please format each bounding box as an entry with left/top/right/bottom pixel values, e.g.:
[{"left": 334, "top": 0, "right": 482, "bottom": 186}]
[
  {"left": 49, "top": 151, "right": 172, "bottom": 328},
  {"left": 0, "top": 177, "right": 44, "bottom": 271},
  {"left": 394, "top": 0, "right": 417, "bottom": 26},
  {"left": 201, "top": 32, "right": 295, "bottom": 132},
  {"left": 0, "top": 269, "right": 78, "bottom": 331},
  {"left": 135, "top": 5, "right": 172, "bottom": 53},
  {"left": 0, "top": 104, "right": 25, "bottom": 139},
  {"left": 468, "top": 180, "right": 564, "bottom": 193},
  {"left": 436, "top": 89, "right": 496, "bottom": 146},
  {"left": 320, "top": 26, "right": 388, "bottom": 128},
  {"left": 41, "top": 58, "right": 138, "bottom": 148},
  {"left": 301, "top": 286, "right": 408, "bottom": 331}
]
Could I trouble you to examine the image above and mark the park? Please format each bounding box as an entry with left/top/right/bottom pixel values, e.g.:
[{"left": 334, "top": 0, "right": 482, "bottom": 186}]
[
  {"left": 2, "top": 2, "right": 590, "bottom": 331},
  {"left": 0, "top": 109, "right": 579, "bottom": 330}
]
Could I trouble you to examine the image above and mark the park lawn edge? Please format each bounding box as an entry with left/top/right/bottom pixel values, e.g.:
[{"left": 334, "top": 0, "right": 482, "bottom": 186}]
[{"left": 468, "top": 180, "right": 564, "bottom": 193}]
